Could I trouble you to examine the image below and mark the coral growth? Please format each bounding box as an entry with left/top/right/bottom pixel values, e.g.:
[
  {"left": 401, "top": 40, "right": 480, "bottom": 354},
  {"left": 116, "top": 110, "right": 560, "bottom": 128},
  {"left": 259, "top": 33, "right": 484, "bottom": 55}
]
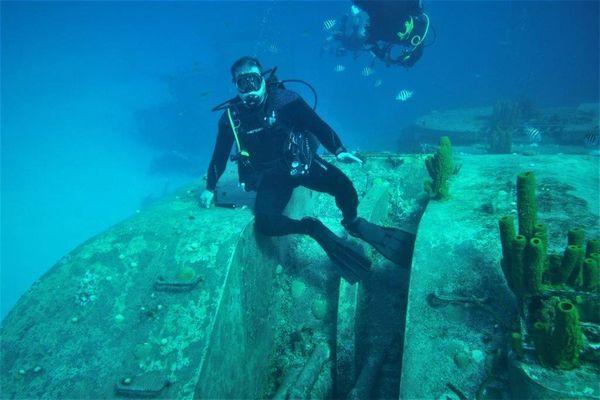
[
  {"left": 424, "top": 136, "right": 454, "bottom": 200},
  {"left": 486, "top": 101, "right": 521, "bottom": 154},
  {"left": 524, "top": 238, "right": 545, "bottom": 295},
  {"left": 498, "top": 170, "right": 596, "bottom": 370},
  {"left": 498, "top": 171, "right": 599, "bottom": 296},
  {"left": 532, "top": 298, "right": 584, "bottom": 369},
  {"left": 516, "top": 172, "right": 538, "bottom": 240},
  {"left": 552, "top": 300, "right": 583, "bottom": 369}
]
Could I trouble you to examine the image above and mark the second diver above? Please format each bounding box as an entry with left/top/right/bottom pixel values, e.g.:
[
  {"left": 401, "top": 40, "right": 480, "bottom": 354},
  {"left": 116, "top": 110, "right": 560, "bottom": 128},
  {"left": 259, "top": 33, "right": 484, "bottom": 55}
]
[
  {"left": 325, "top": 0, "right": 431, "bottom": 68},
  {"left": 199, "top": 56, "right": 415, "bottom": 283}
]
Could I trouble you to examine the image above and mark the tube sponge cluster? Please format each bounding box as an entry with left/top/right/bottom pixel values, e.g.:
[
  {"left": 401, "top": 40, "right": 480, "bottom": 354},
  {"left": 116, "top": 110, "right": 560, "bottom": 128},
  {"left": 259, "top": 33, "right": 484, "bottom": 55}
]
[
  {"left": 498, "top": 172, "right": 546, "bottom": 296},
  {"left": 424, "top": 136, "right": 454, "bottom": 200},
  {"left": 498, "top": 171, "right": 599, "bottom": 296},
  {"left": 498, "top": 171, "right": 595, "bottom": 370}
]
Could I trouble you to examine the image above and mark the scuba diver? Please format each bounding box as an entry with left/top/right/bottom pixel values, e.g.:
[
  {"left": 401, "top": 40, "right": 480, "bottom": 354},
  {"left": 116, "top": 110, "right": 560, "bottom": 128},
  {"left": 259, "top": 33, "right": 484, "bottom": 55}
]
[
  {"left": 330, "top": 0, "right": 431, "bottom": 68},
  {"left": 199, "top": 56, "right": 415, "bottom": 283},
  {"left": 321, "top": 5, "right": 370, "bottom": 59},
  {"left": 355, "top": 0, "right": 430, "bottom": 68}
]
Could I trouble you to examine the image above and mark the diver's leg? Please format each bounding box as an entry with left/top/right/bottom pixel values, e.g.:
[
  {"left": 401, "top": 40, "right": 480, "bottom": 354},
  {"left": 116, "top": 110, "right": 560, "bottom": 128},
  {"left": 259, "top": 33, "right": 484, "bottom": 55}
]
[
  {"left": 257, "top": 169, "right": 371, "bottom": 281},
  {"left": 253, "top": 175, "right": 307, "bottom": 236},
  {"left": 301, "top": 157, "right": 359, "bottom": 226}
]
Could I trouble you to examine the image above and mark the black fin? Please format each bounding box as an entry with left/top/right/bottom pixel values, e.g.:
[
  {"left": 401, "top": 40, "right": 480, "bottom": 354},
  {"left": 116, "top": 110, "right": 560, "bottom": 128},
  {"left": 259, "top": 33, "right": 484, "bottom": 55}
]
[
  {"left": 347, "top": 218, "right": 416, "bottom": 267},
  {"left": 304, "top": 217, "right": 372, "bottom": 283}
]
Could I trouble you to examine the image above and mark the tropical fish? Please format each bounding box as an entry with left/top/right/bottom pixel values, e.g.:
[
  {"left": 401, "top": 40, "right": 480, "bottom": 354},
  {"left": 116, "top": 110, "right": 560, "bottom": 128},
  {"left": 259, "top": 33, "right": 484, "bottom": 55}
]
[
  {"left": 395, "top": 90, "right": 413, "bottom": 102},
  {"left": 584, "top": 130, "right": 599, "bottom": 147},
  {"left": 351, "top": 5, "right": 361, "bottom": 15},
  {"left": 334, "top": 64, "right": 346, "bottom": 72},
  {"left": 323, "top": 19, "right": 336, "bottom": 30},
  {"left": 374, "top": 79, "right": 383, "bottom": 88},
  {"left": 361, "top": 66, "right": 374, "bottom": 77},
  {"left": 524, "top": 126, "right": 542, "bottom": 143}
]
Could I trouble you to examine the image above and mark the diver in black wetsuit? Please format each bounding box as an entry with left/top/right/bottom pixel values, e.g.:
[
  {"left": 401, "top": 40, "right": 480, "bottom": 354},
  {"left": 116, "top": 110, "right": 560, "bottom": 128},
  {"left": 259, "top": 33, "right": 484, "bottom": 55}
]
[
  {"left": 331, "top": 0, "right": 431, "bottom": 68},
  {"left": 356, "top": 0, "right": 430, "bottom": 68},
  {"left": 199, "top": 56, "right": 415, "bottom": 283}
]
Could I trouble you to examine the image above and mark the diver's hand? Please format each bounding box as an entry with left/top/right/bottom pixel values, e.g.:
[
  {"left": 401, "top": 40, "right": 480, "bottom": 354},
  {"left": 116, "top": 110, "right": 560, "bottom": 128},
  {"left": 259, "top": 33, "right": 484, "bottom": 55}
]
[
  {"left": 199, "top": 190, "right": 215, "bottom": 208},
  {"left": 336, "top": 152, "right": 363, "bottom": 165}
]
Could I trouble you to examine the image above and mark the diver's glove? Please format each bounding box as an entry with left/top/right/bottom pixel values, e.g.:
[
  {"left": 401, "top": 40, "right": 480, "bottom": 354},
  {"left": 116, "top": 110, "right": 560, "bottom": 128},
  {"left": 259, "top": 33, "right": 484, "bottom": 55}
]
[
  {"left": 199, "top": 189, "right": 215, "bottom": 208},
  {"left": 336, "top": 152, "right": 363, "bottom": 165}
]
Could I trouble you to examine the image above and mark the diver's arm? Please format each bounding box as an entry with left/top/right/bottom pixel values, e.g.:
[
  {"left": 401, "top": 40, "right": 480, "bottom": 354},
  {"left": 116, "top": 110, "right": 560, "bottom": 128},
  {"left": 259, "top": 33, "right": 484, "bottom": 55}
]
[
  {"left": 368, "top": 43, "right": 390, "bottom": 65},
  {"left": 206, "top": 117, "right": 234, "bottom": 191},
  {"left": 284, "top": 97, "right": 346, "bottom": 155}
]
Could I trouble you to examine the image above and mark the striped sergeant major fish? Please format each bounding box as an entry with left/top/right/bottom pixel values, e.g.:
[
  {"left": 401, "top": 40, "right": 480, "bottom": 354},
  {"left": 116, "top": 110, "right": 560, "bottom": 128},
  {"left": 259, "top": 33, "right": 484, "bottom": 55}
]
[
  {"left": 395, "top": 90, "right": 413, "bottom": 102},
  {"left": 524, "top": 126, "right": 542, "bottom": 143},
  {"left": 323, "top": 19, "right": 336, "bottom": 30},
  {"left": 584, "top": 129, "right": 599, "bottom": 147},
  {"left": 361, "top": 66, "right": 374, "bottom": 77}
]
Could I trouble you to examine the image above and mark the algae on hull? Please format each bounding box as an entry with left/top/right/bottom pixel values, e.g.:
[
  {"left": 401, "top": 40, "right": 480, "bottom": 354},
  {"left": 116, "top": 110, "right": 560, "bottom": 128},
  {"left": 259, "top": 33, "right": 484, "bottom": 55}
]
[{"left": 1, "top": 154, "right": 428, "bottom": 399}]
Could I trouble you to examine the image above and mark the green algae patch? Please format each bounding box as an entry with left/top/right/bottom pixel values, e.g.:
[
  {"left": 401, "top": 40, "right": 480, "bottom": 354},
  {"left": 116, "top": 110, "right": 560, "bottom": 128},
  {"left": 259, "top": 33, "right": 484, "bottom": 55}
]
[
  {"left": 176, "top": 266, "right": 197, "bottom": 282},
  {"left": 311, "top": 297, "right": 328, "bottom": 320}
]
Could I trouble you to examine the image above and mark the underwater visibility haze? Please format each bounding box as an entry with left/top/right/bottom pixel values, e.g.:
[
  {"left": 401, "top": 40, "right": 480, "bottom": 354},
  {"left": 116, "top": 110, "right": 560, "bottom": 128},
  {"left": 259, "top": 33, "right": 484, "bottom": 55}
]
[{"left": 1, "top": 1, "right": 599, "bottom": 399}]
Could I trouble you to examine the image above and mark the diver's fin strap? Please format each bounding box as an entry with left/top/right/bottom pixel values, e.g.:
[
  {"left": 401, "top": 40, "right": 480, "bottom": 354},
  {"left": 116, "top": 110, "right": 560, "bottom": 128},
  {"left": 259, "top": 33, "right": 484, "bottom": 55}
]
[{"left": 227, "top": 107, "right": 249, "bottom": 157}]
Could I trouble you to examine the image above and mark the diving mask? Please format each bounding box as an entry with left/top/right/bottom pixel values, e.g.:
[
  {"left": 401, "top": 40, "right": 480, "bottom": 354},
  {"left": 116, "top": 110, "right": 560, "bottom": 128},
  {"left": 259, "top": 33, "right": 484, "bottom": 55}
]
[
  {"left": 235, "top": 72, "right": 263, "bottom": 94},
  {"left": 236, "top": 72, "right": 267, "bottom": 108}
]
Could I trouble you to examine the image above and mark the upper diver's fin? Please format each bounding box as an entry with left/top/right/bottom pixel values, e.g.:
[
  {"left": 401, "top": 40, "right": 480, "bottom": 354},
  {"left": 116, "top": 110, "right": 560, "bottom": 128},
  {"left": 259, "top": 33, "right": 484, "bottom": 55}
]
[{"left": 346, "top": 217, "right": 416, "bottom": 267}]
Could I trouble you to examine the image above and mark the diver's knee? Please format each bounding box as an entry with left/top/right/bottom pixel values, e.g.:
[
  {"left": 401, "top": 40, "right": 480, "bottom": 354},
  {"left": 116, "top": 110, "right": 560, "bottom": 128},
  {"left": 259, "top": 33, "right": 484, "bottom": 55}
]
[
  {"left": 255, "top": 213, "right": 283, "bottom": 236},
  {"left": 334, "top": 172, "right": 357, "bottom": 196}
]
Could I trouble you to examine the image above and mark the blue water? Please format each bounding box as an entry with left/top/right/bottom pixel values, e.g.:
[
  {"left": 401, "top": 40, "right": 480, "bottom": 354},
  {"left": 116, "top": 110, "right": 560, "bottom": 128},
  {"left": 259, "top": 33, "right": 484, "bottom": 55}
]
[{"left": 1, "top": 1, "right": 598, "bottom": 318}]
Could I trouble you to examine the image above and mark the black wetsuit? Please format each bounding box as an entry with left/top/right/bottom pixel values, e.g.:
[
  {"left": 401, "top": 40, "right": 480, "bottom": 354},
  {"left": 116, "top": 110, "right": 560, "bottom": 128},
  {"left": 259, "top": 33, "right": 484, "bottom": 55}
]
[
  {"left": 353, "top": 0, "right": 425, "bottom": 67},
  {"left": 354, "top": 0, "right": 422, "bottom": 44},
  {"left": 206, "top": 88, "right": 359, "bottom": 236}
]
